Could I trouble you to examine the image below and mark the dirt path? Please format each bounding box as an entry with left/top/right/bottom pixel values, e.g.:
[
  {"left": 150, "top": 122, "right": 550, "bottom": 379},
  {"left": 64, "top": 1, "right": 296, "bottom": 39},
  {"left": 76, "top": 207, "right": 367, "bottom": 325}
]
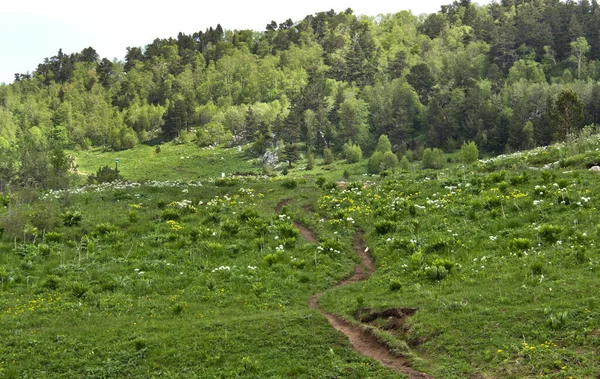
[
  {"left": 275, "top": 199, "right": 317, "bottom": 243},
  {"left": 276, "top": 199, "right": 431, "bottom": 378}
]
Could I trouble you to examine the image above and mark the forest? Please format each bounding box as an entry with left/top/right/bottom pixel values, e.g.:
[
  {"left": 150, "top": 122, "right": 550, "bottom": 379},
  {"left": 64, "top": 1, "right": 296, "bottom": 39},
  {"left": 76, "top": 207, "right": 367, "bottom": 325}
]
[{"left": 2, "top": 0, "right": 600, "bottom": 188}]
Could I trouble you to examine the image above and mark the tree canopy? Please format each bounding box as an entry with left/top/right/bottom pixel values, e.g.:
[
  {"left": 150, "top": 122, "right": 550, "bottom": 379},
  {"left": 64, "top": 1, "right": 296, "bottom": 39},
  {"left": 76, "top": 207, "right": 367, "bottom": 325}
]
[{"left": 3, "top": 0, "right": 600, "bottom": 187}]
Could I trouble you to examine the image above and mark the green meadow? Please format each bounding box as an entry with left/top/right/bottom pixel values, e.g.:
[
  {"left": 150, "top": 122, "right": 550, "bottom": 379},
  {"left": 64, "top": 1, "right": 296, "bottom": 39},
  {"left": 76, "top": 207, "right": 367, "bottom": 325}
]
[{"left": 2, "top": 137, "right": 600, "bottom": 378}]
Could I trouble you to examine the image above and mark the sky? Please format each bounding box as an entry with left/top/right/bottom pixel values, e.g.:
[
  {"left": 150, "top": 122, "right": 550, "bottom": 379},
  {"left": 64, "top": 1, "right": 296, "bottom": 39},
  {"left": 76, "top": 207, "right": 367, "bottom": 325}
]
[{"left": 0, "top": 0, "right": 492, "bottom": 85}]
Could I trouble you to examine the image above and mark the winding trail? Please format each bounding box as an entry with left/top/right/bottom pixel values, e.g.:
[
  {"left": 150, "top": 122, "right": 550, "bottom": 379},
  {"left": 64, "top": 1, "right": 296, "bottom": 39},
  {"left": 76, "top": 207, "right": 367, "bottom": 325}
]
[{"left": 276, "top": 199, "right": 432, "bottom": 379}]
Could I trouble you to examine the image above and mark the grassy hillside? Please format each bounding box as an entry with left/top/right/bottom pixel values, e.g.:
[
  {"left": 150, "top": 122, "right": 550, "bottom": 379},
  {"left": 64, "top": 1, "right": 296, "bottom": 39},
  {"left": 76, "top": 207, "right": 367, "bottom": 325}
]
[{"left": 2, "top": 137, "right": 600, "bottom": 378}]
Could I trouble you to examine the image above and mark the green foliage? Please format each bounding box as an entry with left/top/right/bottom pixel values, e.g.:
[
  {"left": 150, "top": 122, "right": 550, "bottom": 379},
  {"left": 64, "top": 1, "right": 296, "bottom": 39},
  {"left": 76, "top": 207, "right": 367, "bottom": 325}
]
[
  {"left": 281, "top": 178, "right": 298, "bottom": 189},
  {"left": 421, "top": 148, "right": 445, "bottom": 169},
  {"left": 459, "top": 141, "right": 479, "bottom": 164},
  {"left": 342, "top": 141, "right": 363, "bottom": 164},
  {"left": 381, "top": 151, "right": 398, "bottom": 172},
  {"left": 88, "top": 166, "right": 123, "bottom": 184},
  {"left": 196, "top": 121, "right": 233, "bottom": 147},
  {"left": 323, "top": 148, "right": 334, "bottom": 165},
  {"left": 375, "top": 135, "right": 392, "bottom": 153},
  {"left": 306, "top": 153, "right": 315, "bottom": 170},
  {"left": 61, "top": 210, "right": 82, "bottom": 227},
  {"left": 509, "top": 237, "right": 532, "bottom": 251},
  {"left": 399, "top": 155, "right": 411, "bottom": 171},
  {"left": 368, "top": 151, "right": 384, "bottom": 174}
]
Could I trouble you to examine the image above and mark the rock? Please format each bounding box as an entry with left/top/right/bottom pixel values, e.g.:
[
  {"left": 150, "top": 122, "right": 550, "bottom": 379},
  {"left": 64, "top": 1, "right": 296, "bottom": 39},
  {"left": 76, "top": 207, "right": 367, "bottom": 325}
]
[{"left": 589, "top": 166, "right": 600, "bottom": 173}]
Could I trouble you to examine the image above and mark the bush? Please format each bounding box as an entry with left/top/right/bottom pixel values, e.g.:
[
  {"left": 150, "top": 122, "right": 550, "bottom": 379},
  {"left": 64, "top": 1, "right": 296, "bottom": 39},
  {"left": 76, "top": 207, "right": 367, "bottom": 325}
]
[
  {"left": 509, "top": 237, "right": 531, "bottom": 251},
  {"left": 374, "top": 220, "right": 396, "bottom": 234},
  {"left": 87, "top": 165, "right": 122, "bottom": 184},
  {"left": 45, "top": 232, "right": 63, "bottom": 243},
  {"left": 422, "top": 148, "right": 445, "bottom": 169},
  {"left": 538, "top": 224, "right": 562, "bottom": 243},
  {"left": 196, "top": 121, "right": 232, "bottom": 147},
  {"left": 399, "top": 155, "right": 411, "bottom": 171},
  {"left": 61, "top": 210, "right": 82, "bottom": 227},
  {"left": 323, "top": 148, "right": 334, "bottom": 165},
  {"left": 425, "top": 265, "right": 448, "bottom": 281},
  {"left": 459, "top": 141, "right": 479, "bottom": 164},
  {"left": 368, "top": 152, "right": 384, "bottom": 174},
  {"left": 281, "top": 178, "right": 298, "bottom": 189},
  {"left": 160, "top": 208, "right": 180, "bottom": 221},
  {"left": 315, "top": 176, "right": 327, "bottom": 188},
  {"left": 381, "top": 151, "right": 398, "bottom": 172},
  {"left": 389, "top": 279, "right": 402, "bottom": 291},
  {"left": 342, "top": 141, "right": 363, "bottom": 163},
  {"left": 375, "top": 134, "right": 392, "bottom": 153},
  {"left": 306, "top": 153, "right": 315, "bottom": 170}
]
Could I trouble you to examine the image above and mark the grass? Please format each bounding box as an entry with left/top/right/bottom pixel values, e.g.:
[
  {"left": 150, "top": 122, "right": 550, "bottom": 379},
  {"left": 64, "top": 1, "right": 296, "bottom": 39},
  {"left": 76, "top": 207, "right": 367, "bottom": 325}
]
[{"left": 4, "top": 137, "right": 600, "bottom": 377}]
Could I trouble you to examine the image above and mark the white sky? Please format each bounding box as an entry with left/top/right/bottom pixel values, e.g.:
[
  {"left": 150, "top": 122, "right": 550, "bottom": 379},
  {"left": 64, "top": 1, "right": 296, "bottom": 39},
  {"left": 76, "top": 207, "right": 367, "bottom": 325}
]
[{"left": 0, "top": 0, "right": 492, "bottom": 85}]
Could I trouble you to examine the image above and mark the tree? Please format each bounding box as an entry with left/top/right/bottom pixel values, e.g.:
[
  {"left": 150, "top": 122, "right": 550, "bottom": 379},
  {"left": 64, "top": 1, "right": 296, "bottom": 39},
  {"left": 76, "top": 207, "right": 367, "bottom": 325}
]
[
  {"left": 375, "top": 134, "right": 392, "bottom": 153},
  {"left": 552, "top": 89, "right": 584, "bottom": 141},
  {"left": 323, "top": 147, "right": 334, "bottom": 164},
  {"left": 406, "top": 63, "right": 435, "bottom": 104},
  {"left": 283, "top": 143, "right": 300, "bottom": 168},
  {"left": 337, "top": 95, "right": 369, "bottom": 149},
  {"left": 570, "top": 37, "right": 590, "bottom": 79},
  {"left": 368, "top": 151, "right": 384, "bottom": 174},
  {"left": 342, "top": 140, "right": 362, "bottom": 163},
  {"left": 459, "top": 141, "right": 479, "bottom": 164},
  {"left": 422, "top": 148, "right": 445, "bottom": 169},
  {"left": 381, "top": 151, "right": 398, "bottom": 172}
]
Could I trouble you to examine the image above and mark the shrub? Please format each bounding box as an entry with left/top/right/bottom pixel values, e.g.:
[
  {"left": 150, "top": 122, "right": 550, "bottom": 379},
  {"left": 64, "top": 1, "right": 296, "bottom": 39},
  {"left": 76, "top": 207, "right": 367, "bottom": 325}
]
[
  {"left": 128, "top": 210, "right": 140, "bottom": 223},
  {"left": 222, "top": 219, "right": 240, "bottom": 236},
  {"left": 431, "top": 258, "right": 455, "bottom": 271},
  {"left": 323, "top": 148, "right": 334, "bottom": 165},
  {"left": 375, "top": 134, "right": 392, "bottom": 153},
  {"left": 538, "top": 224, "right": 562, "bottom": 243},
  {"left": 399, "top": 155, "right": 411, "bottom": 171},
  {"left": 425, "top": 265, "right": 448, "bottom": 281},
  {"left": 389, "top": 279, "right": 402, "bottom": 292},
  {"left": 381, "top": 151, "right": 398, "bottom": 172},
  {"left": 277, "top": 223, "right": 300, "bottom": 239},
  {"left": 238, "top": 207, "right": 259, "bottom": 222},
  {"left": 281, "top": 178, "right": 298, "bottom": 189},
  {"left": 196, "top": 121, "right": 232, "bottom": 147},
  {"left": 459, "top": 141, "right": 479, "bottom": 164},
  {"left": 306, "top": 153, "right": 315, "bottom": 170},
  {"left": 45, "top": 231, "right": 63, "bottom": 243},
  {"left": 87, "top": 165, "right": 122, "bottom": 184},
  {"left": 509, "top": 237, "right": 531, "bottom": 251},
  {"left": 95, "top": 222, "right": 119, "bottom": 235},
  {"left": 374, "top": 220, "right": 396, "bottom": 234},
  {"left": 263, "top": 252, "right": 283, "bottom": 266},
  {"left": 61, "top": 210, "right": 82, "bottom": 227},
  {"left": 368, "top": 151, "right": 384, "bottom": 174},
  {"left": 422, "top": 148, "right": 445, "bottom": 169},
  {"left": 342, "top": 141, "right": 363, "bottom": 163},
  {"left": 315, "top": 176, "right": 326, "bottom": 188},
  {"left": 160, "top": 208, "right": 180, "bottom": 221}
]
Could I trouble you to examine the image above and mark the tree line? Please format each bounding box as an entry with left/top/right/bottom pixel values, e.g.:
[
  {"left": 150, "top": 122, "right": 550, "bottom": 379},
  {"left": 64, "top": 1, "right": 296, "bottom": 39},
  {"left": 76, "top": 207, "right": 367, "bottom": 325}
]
[{"left": 2, "top": 0, "right": 600, "bottom": 187}]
